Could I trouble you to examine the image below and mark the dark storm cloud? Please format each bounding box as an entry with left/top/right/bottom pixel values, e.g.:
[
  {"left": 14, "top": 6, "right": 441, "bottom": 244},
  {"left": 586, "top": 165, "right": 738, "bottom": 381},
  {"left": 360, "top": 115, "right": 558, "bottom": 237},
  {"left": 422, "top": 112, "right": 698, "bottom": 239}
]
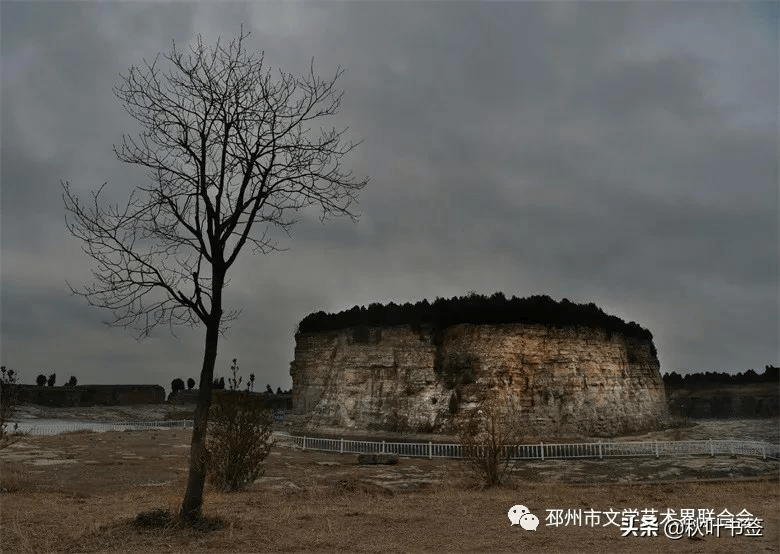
[{"left": 1, "top": 2, "right": 776, "bottom": 388}]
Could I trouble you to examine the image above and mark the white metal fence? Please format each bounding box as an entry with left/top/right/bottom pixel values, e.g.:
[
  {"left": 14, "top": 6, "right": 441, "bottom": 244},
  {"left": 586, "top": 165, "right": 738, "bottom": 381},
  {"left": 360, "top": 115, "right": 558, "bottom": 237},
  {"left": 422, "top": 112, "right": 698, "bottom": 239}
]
[
  {"left": 12, "top": 421, "right": 779, "bottom": 461},
  {"left": 274, "top": 433, "right": 780, "bottom": 462}
]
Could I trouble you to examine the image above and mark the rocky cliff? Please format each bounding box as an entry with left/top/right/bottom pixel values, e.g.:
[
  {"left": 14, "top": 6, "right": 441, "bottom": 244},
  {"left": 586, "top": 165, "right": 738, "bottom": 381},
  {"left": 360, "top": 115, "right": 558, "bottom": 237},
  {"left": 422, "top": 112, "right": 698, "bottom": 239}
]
[{"left": 290, "top": 323, "right": 667, "bottom": 438}]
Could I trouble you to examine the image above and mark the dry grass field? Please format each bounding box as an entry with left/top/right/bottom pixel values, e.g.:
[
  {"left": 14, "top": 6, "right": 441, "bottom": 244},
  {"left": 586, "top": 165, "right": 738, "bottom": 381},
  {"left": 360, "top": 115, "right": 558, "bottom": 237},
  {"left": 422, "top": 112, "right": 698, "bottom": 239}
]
[{"left": 0, "top": 425, "right": 778, "bottom": 553}]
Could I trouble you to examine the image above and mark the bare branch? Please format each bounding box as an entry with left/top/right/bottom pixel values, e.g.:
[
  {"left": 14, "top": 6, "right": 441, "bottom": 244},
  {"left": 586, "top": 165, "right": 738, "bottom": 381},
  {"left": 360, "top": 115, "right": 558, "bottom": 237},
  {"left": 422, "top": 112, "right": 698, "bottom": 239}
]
[
  {"left": 64, "top": 28, "right": 368, "bottom": 522},
  {"left": 68, "top": 30, "right": 367, "bottom": 335}
]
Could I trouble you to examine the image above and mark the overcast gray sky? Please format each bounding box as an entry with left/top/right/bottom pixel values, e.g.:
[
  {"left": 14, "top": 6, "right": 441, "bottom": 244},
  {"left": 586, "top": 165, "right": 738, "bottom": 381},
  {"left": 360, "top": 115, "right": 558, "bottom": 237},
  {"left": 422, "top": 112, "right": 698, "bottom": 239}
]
[{"left": 1, "top": 1, "right": 777, "bottom": 391}]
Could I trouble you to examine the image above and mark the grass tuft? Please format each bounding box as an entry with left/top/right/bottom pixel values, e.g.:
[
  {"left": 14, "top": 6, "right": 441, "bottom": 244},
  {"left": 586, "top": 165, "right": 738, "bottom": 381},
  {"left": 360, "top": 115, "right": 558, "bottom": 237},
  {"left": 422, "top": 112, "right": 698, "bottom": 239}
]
[{"left": 133, "top": 508, "right": 175, "bottom": 529}]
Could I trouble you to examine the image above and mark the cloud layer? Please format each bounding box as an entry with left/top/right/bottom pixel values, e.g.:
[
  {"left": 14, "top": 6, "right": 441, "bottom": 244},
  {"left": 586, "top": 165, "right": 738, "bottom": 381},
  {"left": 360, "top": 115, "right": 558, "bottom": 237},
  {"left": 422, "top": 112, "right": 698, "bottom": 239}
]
[{"left": 1, "top": 2, "right": 777, "bottom": 389}]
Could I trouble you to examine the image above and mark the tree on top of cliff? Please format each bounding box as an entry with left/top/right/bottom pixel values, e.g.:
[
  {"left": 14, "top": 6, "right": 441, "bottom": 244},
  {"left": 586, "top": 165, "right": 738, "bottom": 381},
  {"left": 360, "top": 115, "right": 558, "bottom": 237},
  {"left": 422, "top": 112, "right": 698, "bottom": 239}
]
[
  {"left": 296, "top": 292, "right": 654, "bottom": 344},
  {"left": 62, "top": 28, "right": 368, "bottom": 523}
]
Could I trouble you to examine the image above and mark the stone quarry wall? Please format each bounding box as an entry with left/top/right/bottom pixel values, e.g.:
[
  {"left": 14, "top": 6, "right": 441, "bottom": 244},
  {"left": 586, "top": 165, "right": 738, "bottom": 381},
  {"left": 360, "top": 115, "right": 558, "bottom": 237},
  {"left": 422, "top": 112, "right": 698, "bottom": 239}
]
[{"left": 290, "top": 323, "right": 667, "bottom": 437}]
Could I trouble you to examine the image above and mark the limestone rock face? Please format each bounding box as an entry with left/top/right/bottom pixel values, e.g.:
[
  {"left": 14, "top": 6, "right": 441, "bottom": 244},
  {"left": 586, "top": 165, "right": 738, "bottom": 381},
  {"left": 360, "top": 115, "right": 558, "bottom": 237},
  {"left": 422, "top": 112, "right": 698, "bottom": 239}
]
[{"left": 290, "top": 323, "right": 667, "bottom": 437}]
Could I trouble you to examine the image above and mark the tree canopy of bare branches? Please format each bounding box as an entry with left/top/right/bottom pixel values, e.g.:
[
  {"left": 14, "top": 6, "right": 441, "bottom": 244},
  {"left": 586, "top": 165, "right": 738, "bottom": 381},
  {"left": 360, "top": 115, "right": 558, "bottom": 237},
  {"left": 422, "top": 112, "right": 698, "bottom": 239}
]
[
  {"left": 457, "top": 391, "right": 525, "bottom": 487},
  {"left": 63, "top": 29, "right": 368, "bottom": 522}
]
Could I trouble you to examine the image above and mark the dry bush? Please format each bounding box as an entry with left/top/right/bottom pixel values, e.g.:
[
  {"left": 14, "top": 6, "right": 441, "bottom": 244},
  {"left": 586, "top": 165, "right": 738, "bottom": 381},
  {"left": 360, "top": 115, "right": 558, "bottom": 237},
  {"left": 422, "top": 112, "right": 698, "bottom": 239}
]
[
  {"left": 207, "top": 359, "right": 274, "bottom": 492},
  {"left": 0, "top": 366, "right": 24, "bottom": 449},
  {"left": 457, "top": 390, "right": 524, "bottom": 487}
]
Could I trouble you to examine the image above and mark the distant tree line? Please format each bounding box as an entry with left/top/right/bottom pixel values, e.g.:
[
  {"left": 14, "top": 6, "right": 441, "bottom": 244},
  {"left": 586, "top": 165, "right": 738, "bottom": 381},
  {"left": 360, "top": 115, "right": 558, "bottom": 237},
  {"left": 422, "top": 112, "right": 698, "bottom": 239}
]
[
  {"left": 210, "top": 379, "right": 290, "bottom": 395},
  {"left": 170, "top": 370, "right": 291, "bottom": 398},
  {"left": 34, "top": 373, "right": 77, "bottom": 387},
  {"left": 297, "top": 292, "right": 654, "bottom": 345},
  {"left": 663, "top": 365, "right": 779, "bottom": 388},
  {"left": 14, "top": 367, "right": 293, "bottom": 396}
]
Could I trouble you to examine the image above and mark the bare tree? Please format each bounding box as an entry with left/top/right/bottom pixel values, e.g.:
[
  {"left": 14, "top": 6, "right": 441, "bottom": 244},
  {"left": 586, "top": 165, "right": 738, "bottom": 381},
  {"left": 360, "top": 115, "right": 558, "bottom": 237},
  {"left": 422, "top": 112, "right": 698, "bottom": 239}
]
[
  {"left": 457, "top": 391, "right": 525, "bottom": 487},
  {"left": 63, "top": 29, "right": 368, "bottom": 522}
]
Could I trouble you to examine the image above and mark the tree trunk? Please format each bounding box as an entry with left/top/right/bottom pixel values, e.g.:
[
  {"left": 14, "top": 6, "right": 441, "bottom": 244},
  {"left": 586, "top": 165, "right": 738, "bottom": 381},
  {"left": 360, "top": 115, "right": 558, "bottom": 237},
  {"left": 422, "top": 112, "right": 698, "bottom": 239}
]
[{"left": 180, "top": 318, "right": 220, "bottom": 522}]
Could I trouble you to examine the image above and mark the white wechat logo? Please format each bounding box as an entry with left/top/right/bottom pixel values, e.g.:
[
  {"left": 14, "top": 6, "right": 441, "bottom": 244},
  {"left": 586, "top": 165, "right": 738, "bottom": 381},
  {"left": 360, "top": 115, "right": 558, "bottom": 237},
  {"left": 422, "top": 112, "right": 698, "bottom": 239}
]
[{"left": 508, "top": 504, "right": 539, "bottom": 531}]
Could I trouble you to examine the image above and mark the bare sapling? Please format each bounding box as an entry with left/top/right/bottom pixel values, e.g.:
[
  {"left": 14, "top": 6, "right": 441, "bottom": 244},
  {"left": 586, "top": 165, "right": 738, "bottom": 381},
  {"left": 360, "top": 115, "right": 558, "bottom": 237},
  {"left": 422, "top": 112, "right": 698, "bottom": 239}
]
[{"left": 457, "top": 390, "right": 524, "bottom": 487}]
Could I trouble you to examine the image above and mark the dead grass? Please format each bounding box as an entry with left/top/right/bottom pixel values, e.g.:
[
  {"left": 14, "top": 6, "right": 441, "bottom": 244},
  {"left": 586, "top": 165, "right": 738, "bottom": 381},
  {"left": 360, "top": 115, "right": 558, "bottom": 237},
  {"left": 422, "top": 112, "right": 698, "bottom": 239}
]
[
  {"left": 3, "top": 475, "right": 778, "bottom": 552},
  {"left": 0, "top": 464, "right": 35, "bottom": 493},
  {"left": 165, "top": 409, "right": 195, "bottom": 421},
  {"left": 1, "top": 429, "right": 778, "bottom": 553}
]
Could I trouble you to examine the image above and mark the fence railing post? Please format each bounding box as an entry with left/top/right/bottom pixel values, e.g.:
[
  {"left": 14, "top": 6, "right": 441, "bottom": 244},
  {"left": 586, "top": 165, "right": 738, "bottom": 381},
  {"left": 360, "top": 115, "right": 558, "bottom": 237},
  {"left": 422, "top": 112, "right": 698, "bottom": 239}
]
[
  {"left": 598, "top": 441, "right": 602, "bottom": 460},
  {"left": 382, "top": 440, "right": 385, "bottom": 454},
  {"left": 428, "top": 441, "right": 432, "bottom": 459},
  {"left": 303, "top": 436, "right": 307, "bottom": 451},
  {"left": 340, "top": 438, "right": 344, "bottom": 454},
  {"left": 540, "top": 442, "right": 544, "bottom": 461},
  {"left": 654, "top": 440, "right": 659, "bottom": 459}
]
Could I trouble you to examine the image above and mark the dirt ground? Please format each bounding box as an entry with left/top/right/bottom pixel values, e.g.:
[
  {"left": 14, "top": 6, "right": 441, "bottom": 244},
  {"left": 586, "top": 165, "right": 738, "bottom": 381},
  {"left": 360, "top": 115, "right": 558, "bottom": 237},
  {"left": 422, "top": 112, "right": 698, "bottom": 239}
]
[{"left": 0, "top": 408, "right": 778, "bottom": 553}]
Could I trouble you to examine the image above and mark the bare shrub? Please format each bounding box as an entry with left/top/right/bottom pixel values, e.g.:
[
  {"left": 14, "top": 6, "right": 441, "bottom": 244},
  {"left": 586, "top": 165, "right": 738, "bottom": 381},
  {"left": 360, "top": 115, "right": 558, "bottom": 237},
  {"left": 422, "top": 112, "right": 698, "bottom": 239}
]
[
  {"left": 207, "top": 359, "right": 274, "bottom": 492},
  {"left": 0, "top": 366, "right": 24, "bottom": 449},
  {"left": 457, "top": 391, "right": 524, "bottom": 487}
]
